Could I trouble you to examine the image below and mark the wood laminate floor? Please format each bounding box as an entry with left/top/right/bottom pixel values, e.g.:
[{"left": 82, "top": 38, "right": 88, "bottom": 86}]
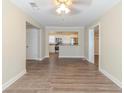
[
  {"left": 3, "top": 54, "right": 121, "bottom": 93},
  {"left": 94, "top": 55, "right": 99, "bottom": 67}
]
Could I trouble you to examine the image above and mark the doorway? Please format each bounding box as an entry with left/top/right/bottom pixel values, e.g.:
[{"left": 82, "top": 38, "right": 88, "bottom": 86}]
[
  {"left": 94, "top": 26, "right": 99, "bottom": 67},
  {"left": 48, "top": 32, "right": 79, "bottom": 59},
  {"left": 26, "top": 22, "right": 40, "bottom": 60},
  {"left": 88, "top": 25, "right": 100, "bottom": 68}
]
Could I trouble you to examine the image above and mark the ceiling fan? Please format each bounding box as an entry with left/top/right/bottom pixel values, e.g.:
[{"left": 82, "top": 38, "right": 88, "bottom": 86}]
[
  {"left": 53, "top": 0, "right": 92, "bottom": 15},
  {"left": 29, "top": 0, "right": 92, "bottom": 15}
]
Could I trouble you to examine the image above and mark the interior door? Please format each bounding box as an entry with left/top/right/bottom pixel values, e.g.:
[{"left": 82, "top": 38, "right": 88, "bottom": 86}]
[{"left": 26, "top": 29, "right": 38, "bottom": 60}]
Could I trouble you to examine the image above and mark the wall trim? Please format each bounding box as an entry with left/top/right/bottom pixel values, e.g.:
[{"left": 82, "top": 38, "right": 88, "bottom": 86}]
[
  {"left": 2, "top": 70, "right": 26, "bottom": 91},
  {"left": 45, "top": 26, "right": 84, "bottom": 31},
  {"left": 26, "top": 57, "right": 45, "bottom": 61},
  {"left": 83, "top": 56, "right": 93, "bottom": 63},
  {"left": 44, "top": 56, "right": 84, "bottom": 59},
  {"left": 44, "top": 56, "right": 49, "bottom": 58},
  {"left": 26, "top": 58, "right": 39, "bottom": 60},
  {"left": 44, "top": 56, "right": 85, "bottom": 59},
  {"left": 37, "top": 57, "right": 46, "bottom": 61},
  {"left": 41, "top": 56, "right": 49, "bottom": 60},
  {"left": 99, "top": 68, "right": 122, "bottom": 88},
  {"left": 83, "top": 56, "right": 89, "bottom": 60},
  {"left": 59, "top": 56, "right": 83, "bottom": 58}
]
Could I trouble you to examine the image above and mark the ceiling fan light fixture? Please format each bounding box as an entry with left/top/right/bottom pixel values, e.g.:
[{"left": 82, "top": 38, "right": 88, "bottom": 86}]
[
  {"left": 55, "top": 0, "right": 72, "bottom": 6},
  {"left": 55, "top": 0, "right": 71, "bottom": 14},
  {"left": 56, "top": 5, "right": 70, "bottom": 14}
]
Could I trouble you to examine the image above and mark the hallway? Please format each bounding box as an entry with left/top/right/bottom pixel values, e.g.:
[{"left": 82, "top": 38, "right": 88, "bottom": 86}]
[{"left": 3, "top": 54, "right": 121, "bottom": 93}]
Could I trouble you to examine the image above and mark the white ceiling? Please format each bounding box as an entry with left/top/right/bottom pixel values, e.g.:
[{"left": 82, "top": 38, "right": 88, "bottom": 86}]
[{"left": 11, "top": 0, "right": 120, "bottom": 27}]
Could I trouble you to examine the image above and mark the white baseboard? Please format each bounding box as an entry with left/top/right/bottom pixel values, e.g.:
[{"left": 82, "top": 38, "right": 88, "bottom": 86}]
[
  {"left": 83, "top": 57, "right": 94, "bottom": 63},
  {"left": 26, "top": 57, "right": 46, "bottom": 61},
  {"left": 59, "top": 56, "right": 83, "bottom": 58},
  {"left": 41, "top": 56, "right": 49, "bottom": 60},
  {"left": 26, "top": 58, "right": 39, "bottom": 60},
  {"left": 45, "top": 56, "right": 83, "bottom": 58},
  {"left": 99, "top": 68, "right": 122, "bottom": 88},
  {"left": 83, "top": 57, "right": 89, "bottom": 61},
  {"left": 37, "top": 57, "right": 46, "bottom": 61},
  {"left": 2, "top": 70, "right": 26, "bottom": 91},
  {"left": 44, "top": 56, "right": 49, "bottom": 58}
]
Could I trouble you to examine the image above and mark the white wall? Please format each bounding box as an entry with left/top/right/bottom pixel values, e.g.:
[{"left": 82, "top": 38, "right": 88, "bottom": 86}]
[
  {"left": 59, "top": 46, "right": 82, "bottom": 57},
  {"left": 2, "top": 0, "right": 44, "bottom": 90},
  {"left": 45, "top": 27, "right": 85, "bottom": 58},
  {"left": 84, "top": 2, "right": 122, "bottom": 87},
  {"left": 41, "top": 28, "right": 45, "bottom": 58}
]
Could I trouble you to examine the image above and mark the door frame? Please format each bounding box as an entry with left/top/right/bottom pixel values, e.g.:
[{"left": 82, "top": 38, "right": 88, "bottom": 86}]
[
  {"left": 88, "top": 23, "right": 101, "bottom": 70},
  {"left": 26, "top": 23, "right": 41, "bottom": 60},
  {"left": 88, "top": 28, "right": 94, "bottom": 63}
]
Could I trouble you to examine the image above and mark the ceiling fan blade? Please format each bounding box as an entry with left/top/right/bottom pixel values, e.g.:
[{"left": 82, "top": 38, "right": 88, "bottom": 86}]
[
  {"left": 72, "top": 0, "right": 92, "bottom": 5},
  {"left": 69, "top": 7, "right": 80, "bottom": 15},
  {"left": 48, "top": 6, "right": 80, "bottom": 16},
  {"left": 49, "top": 7, "right": 58, "bottom": 15}
]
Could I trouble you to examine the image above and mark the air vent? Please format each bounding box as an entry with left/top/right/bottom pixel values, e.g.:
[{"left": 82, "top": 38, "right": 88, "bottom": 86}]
[{"left": 29, "top": 2, "right": 38, "bottom": 7}]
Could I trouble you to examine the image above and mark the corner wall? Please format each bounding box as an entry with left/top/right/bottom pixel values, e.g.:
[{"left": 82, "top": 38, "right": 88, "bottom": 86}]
[
  {"left": 84, "top": 2, "right": 122, "bottom": 87},
  {"left": 2, "top": 0, "right": 44, "bottom": 90}
]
